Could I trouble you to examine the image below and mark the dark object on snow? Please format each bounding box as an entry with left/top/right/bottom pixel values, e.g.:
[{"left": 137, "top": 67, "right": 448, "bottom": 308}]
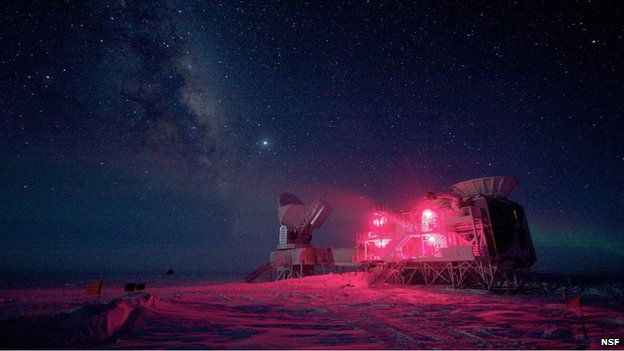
[
  {"left": 135, "top": 282, "right": 145, "bottom": 291},
  {"left": 124, "top": 283, "right": 136, "bottom": 292},
  {"left": 166, "top": 269, "right": 174, "bottom": 275}
]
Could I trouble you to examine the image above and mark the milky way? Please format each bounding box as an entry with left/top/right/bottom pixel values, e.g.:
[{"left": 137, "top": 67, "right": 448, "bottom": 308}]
[{"left": 1, "top": 1, "right": 623, "bottom": 274}]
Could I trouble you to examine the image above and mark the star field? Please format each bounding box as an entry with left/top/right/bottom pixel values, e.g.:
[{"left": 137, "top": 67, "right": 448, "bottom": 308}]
[{"left": 1, "top": 1, "right": 623, "bottom": 274}]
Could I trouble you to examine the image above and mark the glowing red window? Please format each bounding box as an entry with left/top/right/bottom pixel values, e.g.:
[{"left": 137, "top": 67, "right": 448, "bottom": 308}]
[{"left": 421, "top": 209, "right": 438, "bottom": 232}]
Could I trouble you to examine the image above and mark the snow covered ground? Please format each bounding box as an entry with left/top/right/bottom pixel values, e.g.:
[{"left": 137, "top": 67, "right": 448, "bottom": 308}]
[{"left": 1, "top": 273, "right": 622, "bottom": 349}]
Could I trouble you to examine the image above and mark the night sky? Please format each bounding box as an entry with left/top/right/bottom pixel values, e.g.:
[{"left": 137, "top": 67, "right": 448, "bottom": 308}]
[{"left": 1, "top": 1, "right": 623, "bottom": 275}]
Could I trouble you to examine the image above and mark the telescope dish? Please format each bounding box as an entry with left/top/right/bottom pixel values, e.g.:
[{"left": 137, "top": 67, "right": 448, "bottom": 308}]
[
  {"left": 278, "top": 204, "right": 309, "bottom": 227},
  {"left": 451, "top": 176, "right": 518, "bottom": 198},
  {"left": 279, "top": 192, "right": 304, "bottom": 206}
]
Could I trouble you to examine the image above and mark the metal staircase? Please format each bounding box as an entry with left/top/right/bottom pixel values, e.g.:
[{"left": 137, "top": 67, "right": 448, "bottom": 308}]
[
  {"left": 245, "top": 257, "right": 286, "bottom": 283},
  {"left": 381, "top": 234, "right": 414, "bottom": 261},
  {"left": 369, "top": 260, "right": 408, "bottom": 286}
]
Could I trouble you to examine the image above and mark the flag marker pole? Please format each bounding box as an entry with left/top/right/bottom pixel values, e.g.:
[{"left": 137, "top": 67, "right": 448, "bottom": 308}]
[{"left": 579, "top": 299, "right": 588, "bottom": 339}]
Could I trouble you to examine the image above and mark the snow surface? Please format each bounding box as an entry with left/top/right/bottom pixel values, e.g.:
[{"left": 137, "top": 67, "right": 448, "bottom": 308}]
[{"left": 0, "top": 272, "right": 622, "bottom": 349}]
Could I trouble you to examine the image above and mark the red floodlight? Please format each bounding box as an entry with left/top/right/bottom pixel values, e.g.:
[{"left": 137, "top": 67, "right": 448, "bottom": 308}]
[
  {"left": 421, "top": 209, "right": 438, "bottom": 232},
  {"left": 372, "top": 212, "right": 387, "bottom": 227}
]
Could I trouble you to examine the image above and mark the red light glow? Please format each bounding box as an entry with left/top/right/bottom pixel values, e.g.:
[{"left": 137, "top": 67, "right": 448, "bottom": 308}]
[
  {"left": 372, "top": 215, "right": 387, "bottom": 227},
  {"left": 421, "top": 209, "right": 438, "bottom": 232},
  {"left": 373, "top": 239, "right": 390, "bottom": 248}
]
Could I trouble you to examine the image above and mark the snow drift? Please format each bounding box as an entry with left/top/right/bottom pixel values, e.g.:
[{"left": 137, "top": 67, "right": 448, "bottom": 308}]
[
  {"left": 1, "top": 273, "right": 623, "bottom": 349},
  {"left": 0, "top": 293, "right": 159, "bottom": 348}
]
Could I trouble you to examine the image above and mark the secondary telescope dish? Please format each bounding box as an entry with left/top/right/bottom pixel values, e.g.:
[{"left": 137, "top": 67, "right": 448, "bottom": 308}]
[
  {"left": 451, "top": 176, "right": 518, "bottom": 198},
  {"left": 279, "top": 192, "right": 304, "bottom": 206},
  {"left": 278, "top": 193, "right": 332, "bottom": 230}
]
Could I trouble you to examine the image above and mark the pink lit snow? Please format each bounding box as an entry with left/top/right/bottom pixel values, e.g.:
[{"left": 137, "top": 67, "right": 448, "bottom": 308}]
[{"left": 1, "top": 273, "right": 623, "bottom": 349}]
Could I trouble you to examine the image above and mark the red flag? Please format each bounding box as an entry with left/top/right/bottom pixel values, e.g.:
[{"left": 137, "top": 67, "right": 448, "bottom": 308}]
[
  {"left": 87, "top": 280, "right": 103, "bottom": 295},
  {"left": 565, "top": 295, "right": 588, "bottom": 338},
  {"left": 566, "top": 296, "right": 581, "bottom": 308}
]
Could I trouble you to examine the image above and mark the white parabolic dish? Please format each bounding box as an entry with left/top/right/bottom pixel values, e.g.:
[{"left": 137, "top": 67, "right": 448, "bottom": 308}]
[{"left": 451, "top": 176, "right": 518, "bottom": 198}]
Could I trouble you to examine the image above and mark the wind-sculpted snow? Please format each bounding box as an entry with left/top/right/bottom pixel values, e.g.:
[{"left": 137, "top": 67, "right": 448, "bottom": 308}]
[
  {"left": 0, "top": 293, "right": 160, "bottom": 348},
  {"left": 0, "top": 273, "right": 622, "bottom": 349}
]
